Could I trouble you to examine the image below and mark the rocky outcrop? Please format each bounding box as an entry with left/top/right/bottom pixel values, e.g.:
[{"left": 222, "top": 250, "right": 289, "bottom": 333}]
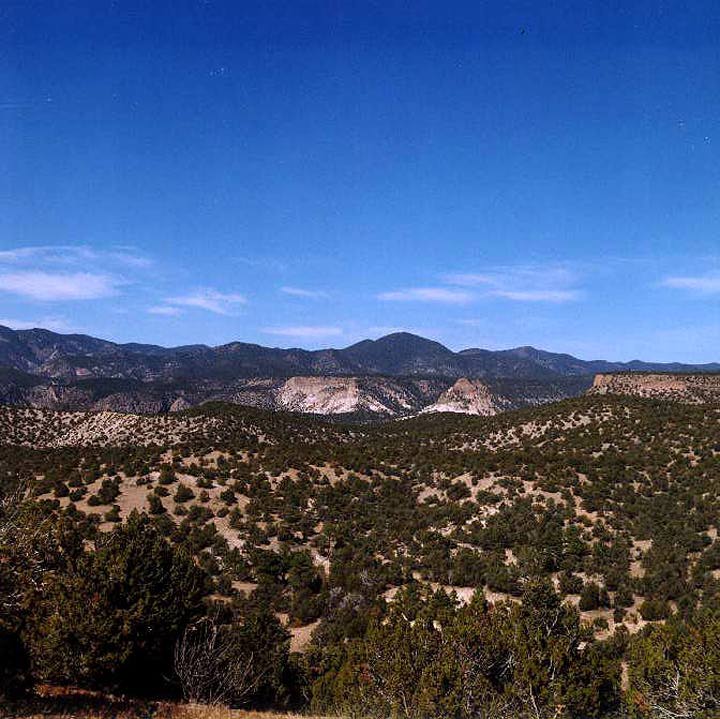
[
  {"left": 588, "top": 373, "right": 720, "bottom": 404},
  {"left": 422, "top": 378, "right": 509, "bottom": 416},
  {"left": 273, "top": 376, "right": 446, "bottom": 415},
  {"left": 0, "top": 374, "right": 451, "bottom": 417},
  {"left": 276, "top": 377, "right": 381, "bottom": 414},
  {"left": 0, "top": 368, "right": 593, "bottom": 419}
]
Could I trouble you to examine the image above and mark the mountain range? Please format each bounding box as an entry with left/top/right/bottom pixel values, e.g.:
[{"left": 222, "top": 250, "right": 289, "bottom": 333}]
[{"left": 0, "top": 324, "right": 718, "bottom": 416}]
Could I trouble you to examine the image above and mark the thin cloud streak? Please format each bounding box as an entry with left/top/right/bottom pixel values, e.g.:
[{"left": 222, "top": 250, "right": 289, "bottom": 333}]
[
  {"left": 491, "top": 289, "right": 580, "bottom": 302},
  {"left": 445, "top": 264, "right": 581, "bottom": 303},
  {"left": 280, "top": 286, "right": 329, "bottom": 299},
  {"left": 165, "top": 289, "right": 247, "bottom": 315},
  {"left": 0, "top": 271, "right": 121, "bottom": 301},
  {"left": 0, "top": 316, "right": 77, "bottom": 332},
  {"left": 377, "top": 287, "right": 474, "bottom": 304},
  {"left": 262, "top": 325, "right": 343, "bottom": 338},
  {"left": 0, "top": 245, "right": 152, "bottom": 269},
  {"left": 148, "top": 305, "right": 183, "bottom": 317},
  {"left": 662, "top": 275, "right": 720, "bottom": 293}
]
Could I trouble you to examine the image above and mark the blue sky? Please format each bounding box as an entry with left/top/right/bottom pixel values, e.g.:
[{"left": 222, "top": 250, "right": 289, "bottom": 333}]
[{"left": 1, "top": 1, "right": 719, "bottom": 362}]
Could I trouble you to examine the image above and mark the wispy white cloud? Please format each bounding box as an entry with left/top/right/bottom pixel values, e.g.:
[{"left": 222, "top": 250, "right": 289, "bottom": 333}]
[
  {"left": 366, "top": 325, "right": 406, "bottom": 335},
  {"left": 447, "top": 266, "right": 575, "bottom": 287},
  {"left": 445, "top": 273, "right": 495, "bottom": 287},
  {"left": 377, "top": 265, "right": 580, "bottom": 306},
  {"left": 445, "top": 264, "right": 581, "bottom": 303},
  {"left": 262, "top": 325, "right": 343, "bottom": 338},
  {"left": 455, "top": 318, "right": 486, "bottom": 327},
  {"left": 0, "top": 248, "right": 40, "bottom": 263},
  {"left": 0, "top": 271, "right": 121, "bottom": 301},
  {"left": 105, "top": 248, "right": 153, "bottom": 268},
  {"left": 148, "top": 305, "right": 183, "bottom": 317},
  {"left": 0, "top": 244, "right": 151, "bottom": 269},
  {"left": 377, "top": 287, "right": 474, "bottom": 304},
  {"left": 661, "top": 274, "right": 720, "bottom": 293},
  {"left": 0, "top": 316, "right": 77, "bottom": 332},
  {"left": 236, "top": 256, "right": 288, "bottom": 272},
  {"left": 280, "top": 286, "right": 329, "bottom": 299},
  {"left": 165, "top": 289, "right": 247, "bottom": 315},
  {"left": 0, "top": 245, "right": 152, "bottom": 304},
  {"left": 491, "top": 289, "right": 580, "bottom": 302}
]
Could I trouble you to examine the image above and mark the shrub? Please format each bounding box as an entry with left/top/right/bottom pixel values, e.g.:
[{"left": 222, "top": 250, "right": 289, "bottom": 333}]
[
  {"left": 220, "top": 487, "right": 237, "bottom": 505},
  {"left": 626, "top": 610, "right": 720, "bottom": 718},
  {"left": 88, "top": 478, "right": 120, "bottom": 506},
  {"left": 639, "top": 598, "right": 671, "bottom": 621},
  {"left": 614, "top": 584, "right": 634, "bottom": 608},
  {"left": 25, "top": 512, "right": 209, "bottom": 694},
  {"left": 158, "top": 465, "right": 177, "bottom": 485},
  {"left": 69, "top": 488, "right": 86, "bottom": 502},
  {"left": 174, "top": 608, "right": 291, "bottom": 707},
  {"left": 310, "top": 581, "right": 621, "bottom": 718},
  {"left": 559, "top": 571, "right": 584, "bottom": 595},
  {"left": 104, "top": 505, "right": 121, "bottom": 523},
  {"left": 148, "top": 493, "right": 165, "bottom": 515},
  {"left": 579, "top": 582, "right": 610, "bottom": 611},
  {"left": 174, "top": 484, "right": 195, "bottom": 503}
]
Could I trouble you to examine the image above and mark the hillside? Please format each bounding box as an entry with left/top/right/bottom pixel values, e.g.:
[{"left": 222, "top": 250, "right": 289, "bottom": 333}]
[
  {"left": 3, "top": 394, "right": 720, "bottom": 715},
  {"left": 4, "top": 395, "right": 720, "bottom": 622}
]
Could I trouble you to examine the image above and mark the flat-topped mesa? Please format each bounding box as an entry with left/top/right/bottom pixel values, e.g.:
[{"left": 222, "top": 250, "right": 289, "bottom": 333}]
[{"left": 589, "top": 372, "right": 720, "bottom": 404}]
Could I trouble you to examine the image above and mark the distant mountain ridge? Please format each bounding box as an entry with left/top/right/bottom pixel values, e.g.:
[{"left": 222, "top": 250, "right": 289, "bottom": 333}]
[
  {"left": 2, "top": 325, "right": 718, "bottom": 381},
  {"left": 0, "top": 325, "right": 718, "bottom": 416}
]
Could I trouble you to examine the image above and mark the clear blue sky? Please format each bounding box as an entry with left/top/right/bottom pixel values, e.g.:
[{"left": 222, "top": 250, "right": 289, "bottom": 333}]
[{"left": 1, "top": 1, "right": 719, "bottom": 361}]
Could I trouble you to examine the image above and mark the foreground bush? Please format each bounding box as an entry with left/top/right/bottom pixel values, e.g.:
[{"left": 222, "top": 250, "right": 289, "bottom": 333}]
[
  {"left": 1, "top": 500, "right": 719, "bottom": 717},
  {"left": 309, "top": 580, "right": 622, "bottom": 719},
  {"left": 626, "top": 609, "right": 720, "bottom": 718},
  {"left": 175, "top": 606, "right": 295, "bottom": 708},
  {"left": 25, "top": 512, "right": 209, "bottom": 693}
]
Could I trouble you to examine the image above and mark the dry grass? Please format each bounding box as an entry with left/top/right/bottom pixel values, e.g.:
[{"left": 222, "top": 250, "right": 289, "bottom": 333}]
[
  {"left": 1, "top": 690, "right": 330, "bottom": 719},
  {"left": 2, "top": 701, "right": 328, "bottom": 719},
  {"left": 160, "top": 708, "right": 325, "bottom": 719}
]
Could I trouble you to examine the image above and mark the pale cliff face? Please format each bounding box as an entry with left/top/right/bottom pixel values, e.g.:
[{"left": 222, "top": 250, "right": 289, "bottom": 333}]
[
  {"left": 275, "top": 377, "right": 368, "bottom": 414},
  {"left": 591, "top": 373, "right": 613, "bottom": 389},
  {"left": 272, "top": 376, "right": 441, "bottom": 415},
  {"left": 422, "top": 378, "right": 507, "bottom": 416}
]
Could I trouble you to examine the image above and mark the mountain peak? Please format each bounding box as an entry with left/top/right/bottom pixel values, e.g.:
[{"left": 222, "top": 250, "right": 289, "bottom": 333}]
[
  {"left": 0, "top": 324, "right": 717, "bottom": 390},
  {"left": 374, "top": 331, "right": 451, "bottom": 350}
]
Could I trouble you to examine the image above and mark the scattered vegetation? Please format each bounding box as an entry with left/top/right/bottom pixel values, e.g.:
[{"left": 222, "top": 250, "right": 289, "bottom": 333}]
[{"left": 1, "top": 395, "right": 720, "bottom": 716}]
